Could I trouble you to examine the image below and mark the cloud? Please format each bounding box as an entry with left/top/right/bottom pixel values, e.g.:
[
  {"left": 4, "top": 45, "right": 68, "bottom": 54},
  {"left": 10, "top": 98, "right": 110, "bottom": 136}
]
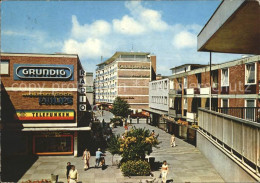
[
  {"left": 63, "top": 38, "right": 111, "bottom": 59},
  {"left": 71, "top": 15, "right": 111, "bottom": 40},
  {"left": 172, "top": 31, "right": 197, "bottom": 49},
  {"left": 113, "top": 15, "right": 145, "bottom": 35},
  {"left": 113, "top": 1, "right": 168, "bottom": 35}
]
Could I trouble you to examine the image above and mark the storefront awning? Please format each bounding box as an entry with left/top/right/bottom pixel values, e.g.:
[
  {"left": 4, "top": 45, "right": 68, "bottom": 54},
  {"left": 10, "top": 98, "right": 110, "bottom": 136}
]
[
  {"left": 197, "top": 0, "right": 260, "bottom": 54},
  {"left": 143, "top": 108, "right": 168, "bottom": 115},
  {"left": 21, "top": 127, "right": 91, "bottom": 131}
]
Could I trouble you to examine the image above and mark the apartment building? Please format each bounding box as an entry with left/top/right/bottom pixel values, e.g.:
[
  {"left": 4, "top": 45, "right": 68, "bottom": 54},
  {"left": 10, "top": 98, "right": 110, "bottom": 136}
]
[
  {"left": 166, "top": 55, "right": 260, "bottom": 139},
  {"left": 144, "top": 78, "right": 169, "bottom": 129},
  {"left": 95, "top": 52, "right": 156, "bottom": 111}
]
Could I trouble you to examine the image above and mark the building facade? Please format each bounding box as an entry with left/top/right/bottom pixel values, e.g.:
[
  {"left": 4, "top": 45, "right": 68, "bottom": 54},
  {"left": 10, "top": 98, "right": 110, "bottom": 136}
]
[
  {"left": 166, "top": 55, "right": 260, "bottom": 141},
  {"left": 95, "top": 52, "right": 156, "bottom": 111},
  {"left": 1, "top": 53, "right": 92, "bottom": 157}
]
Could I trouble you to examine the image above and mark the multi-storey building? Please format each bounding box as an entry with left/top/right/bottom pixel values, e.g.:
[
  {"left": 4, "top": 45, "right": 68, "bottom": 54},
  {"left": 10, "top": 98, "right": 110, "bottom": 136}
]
[
  {"left": 1, "top": 53, "right": 92, "bottom": 159},
  {"left": 166, "top": 55, "right": 260, "bottom": 140},
  {"left": 144, "top": 78, "right": 169, "bottom": 129},
  {"left": 95, "top": 52, "right": 156, "bottom": 111}
]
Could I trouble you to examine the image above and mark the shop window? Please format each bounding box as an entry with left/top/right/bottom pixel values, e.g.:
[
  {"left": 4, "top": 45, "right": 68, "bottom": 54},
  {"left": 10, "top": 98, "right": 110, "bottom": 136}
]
[
  {"left": 33, "top": 134, "right": 73, "bottom": 155},
  {"left": 221, "top": 68, "right": 229, "bottom": 86},
  {"left": 1, "top": 60, "right": 9, "bottom": 75},
  {"left": 245, "top": 63, "right": 256, "bottom": 84}
]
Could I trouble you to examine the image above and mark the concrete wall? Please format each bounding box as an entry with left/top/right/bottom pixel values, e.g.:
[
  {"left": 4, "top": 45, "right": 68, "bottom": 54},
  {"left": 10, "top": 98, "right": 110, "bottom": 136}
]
[{"left": 197, "top": 132, "right": 257, "bottom": 182}]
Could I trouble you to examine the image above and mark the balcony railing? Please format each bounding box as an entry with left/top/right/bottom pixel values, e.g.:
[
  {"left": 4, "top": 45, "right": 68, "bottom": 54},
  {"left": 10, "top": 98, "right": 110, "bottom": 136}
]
[{"left": 213, "top": 107, "right": 260, "bottom": 123}]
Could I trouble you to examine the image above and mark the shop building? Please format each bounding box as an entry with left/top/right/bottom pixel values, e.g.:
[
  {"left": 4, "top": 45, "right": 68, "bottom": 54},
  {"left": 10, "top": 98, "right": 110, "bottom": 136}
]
[
  {"left": 144, "top": 78, "right": 169, "bottom": 130},
  {"left": 1, "top": 53, "right": 92, "bottom": 157},
  {"left": 95, "top": 51, "right": 156, "bottom": 111}
]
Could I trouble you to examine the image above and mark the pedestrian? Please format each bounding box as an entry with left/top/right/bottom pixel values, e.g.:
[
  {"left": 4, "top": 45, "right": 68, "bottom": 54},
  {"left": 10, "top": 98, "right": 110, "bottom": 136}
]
[
  {"left": 66, "top": 162, "right": 72, "bottom": 183},
  {"left": 151, "top": 130, "right": 155, "bottom": 136},
  {"left": 161, "top": 160, "right": 169, "bottom": 183},
  {"left": 124, "top": 123, "right": 128, "bottom": 134},
  {"left": 68, "top": 165, "right": 79, "bottom": 183},
  {"left": 82, "top": 148, "right": 91, "bottom": 170},
  {"left": 171, "top": 134, "right": 176, "bottom": 147},
  {"left": 95, "top": 148, "right": 104, "bottom": 167}
]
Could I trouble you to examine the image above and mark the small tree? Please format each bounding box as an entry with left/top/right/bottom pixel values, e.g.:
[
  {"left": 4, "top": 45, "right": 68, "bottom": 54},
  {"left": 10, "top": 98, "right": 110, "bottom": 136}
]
[
  {"left": 110, "top": 97, "right": 131, "bottom": 118},
  {"left": 107, "top": 134, "right": 121, "bottom": 165}
]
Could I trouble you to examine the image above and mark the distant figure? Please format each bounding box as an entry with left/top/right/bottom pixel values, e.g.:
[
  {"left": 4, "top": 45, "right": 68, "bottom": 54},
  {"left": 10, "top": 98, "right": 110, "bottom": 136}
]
[
  {"left": 68, "top": 165, "right": 79, "bottom": 183},
  {"left": 102, "top": 118, "right": 105, "bottom": 127},
  {"left": 95, "top": 148, "right": 104, "bottom": 167},
  {"left": 161, "top": 160, "right": 169, "bottom": 183},
  {"left": 171, "top": 134, "right": 176, "bottom": 147},
  {"left": 124, "top": 123, "right": 128, "bottom": 134},
  {"left": 66, "top": 162, "right": 72, "bottom": 183},
  {"left": 82, "top": 148, "right": 91, "bottom": 170},
  {"left": 151, "top": 130, "right": 155, "bottom": 136}
]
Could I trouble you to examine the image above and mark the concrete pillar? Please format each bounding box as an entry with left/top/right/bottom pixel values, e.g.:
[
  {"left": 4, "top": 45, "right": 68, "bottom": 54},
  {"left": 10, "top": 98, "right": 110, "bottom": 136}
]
[{"left": 74, "top": 131, "right": 78, "bottom": 157}]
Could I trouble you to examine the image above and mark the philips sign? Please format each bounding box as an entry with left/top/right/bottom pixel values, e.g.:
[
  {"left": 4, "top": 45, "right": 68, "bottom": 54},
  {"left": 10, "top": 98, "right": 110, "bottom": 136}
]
[{"left": 14, "top": 64, "right": 74, "bottom": 80}]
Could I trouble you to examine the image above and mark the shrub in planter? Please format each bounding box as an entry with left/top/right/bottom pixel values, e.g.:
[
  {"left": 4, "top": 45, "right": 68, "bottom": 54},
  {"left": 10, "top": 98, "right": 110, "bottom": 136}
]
[{"left": 121, "top": 160, "right": 151, "bottom": 176}]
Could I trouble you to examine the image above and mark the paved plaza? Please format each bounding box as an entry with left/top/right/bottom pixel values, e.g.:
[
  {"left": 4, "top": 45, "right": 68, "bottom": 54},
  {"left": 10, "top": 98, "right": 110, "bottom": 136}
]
[{"left": 18, "top": 116, "right": 224, "bottom": 183}]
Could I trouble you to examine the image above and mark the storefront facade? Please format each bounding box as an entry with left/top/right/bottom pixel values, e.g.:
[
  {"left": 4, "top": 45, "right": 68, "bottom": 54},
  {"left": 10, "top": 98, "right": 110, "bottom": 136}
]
[{"left": 1, "top": 53, "right": 92, "bottom": 157}]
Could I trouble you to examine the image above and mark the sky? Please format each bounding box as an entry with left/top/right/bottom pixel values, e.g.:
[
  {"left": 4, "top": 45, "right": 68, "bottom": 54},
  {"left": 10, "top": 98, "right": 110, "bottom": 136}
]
[{"left": 1, "top": 1, "right": 243, "bottom": 75}]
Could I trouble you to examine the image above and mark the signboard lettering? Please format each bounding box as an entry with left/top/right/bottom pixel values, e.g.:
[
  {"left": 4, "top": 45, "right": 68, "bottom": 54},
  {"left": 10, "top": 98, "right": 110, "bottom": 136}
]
[
  {"left": 15, "top": 110, "right": 74, "bottom": 121},
  {"left": 14, "top": 64, "right": 74, "bottom": 80}
]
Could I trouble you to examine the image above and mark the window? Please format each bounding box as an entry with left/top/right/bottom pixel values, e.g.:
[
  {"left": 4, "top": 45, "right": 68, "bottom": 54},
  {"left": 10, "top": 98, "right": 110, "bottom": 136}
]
[
  {"left": 164, "top": 80, "right": 168, "bottom": 89},
  {"left": 164, "top": 97, "right": 167, "bottom": 105},
  {"left": 169, "top": 98, "right": 174, "bottom": 108},
  {"left": 1, "top": 60, "right": 9, "bottom": 75},
  {"left": 245, "top": 99, "right": 255, "bottom": 121},
  {"left": 170, "top": 80, "right": 174, "bottom": 90},
  {"left": 221, "top": 68, "right": 229, "bottom": 86},
  {"left": 245, "top": 63, "right": 256, "bottom": 84},
  {"left": 183, "top": 77, "right": 187, "bottom": 89},
  {"left": 196, "top": 74, "right": 201, "bottom": 88},
  {"left": 183, "top": 98, "right": 188, "bottom": 109},
  {"left": 221, "top": 99, "right": 228, "bottom": 108}
]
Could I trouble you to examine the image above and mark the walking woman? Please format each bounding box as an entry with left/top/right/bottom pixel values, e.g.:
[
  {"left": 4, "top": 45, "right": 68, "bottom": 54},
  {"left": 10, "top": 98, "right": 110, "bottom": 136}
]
[
  {"left": 82, "top": 148, "right": 91, "bottom": 170},
  {"left": 161, "top": 160, "right": 169, "bottom": 183}
]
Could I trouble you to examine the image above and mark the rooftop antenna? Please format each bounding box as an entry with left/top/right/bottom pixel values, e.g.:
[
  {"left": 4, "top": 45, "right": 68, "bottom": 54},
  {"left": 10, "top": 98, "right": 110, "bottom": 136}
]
[
  {"left": 131, "top": 43, "right": 134, "bottom": 52},
  {"left": 101, "top": 56, "right": 103, "bottom": 62}
]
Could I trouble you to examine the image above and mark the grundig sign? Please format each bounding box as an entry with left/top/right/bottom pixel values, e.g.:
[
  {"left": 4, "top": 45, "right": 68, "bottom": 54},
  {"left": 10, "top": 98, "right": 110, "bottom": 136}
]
[
  {"left": 14, "top": 64, "right": 74, "bottom": 80},
  {"left": 15, "top": 110, "right": 74, "bottom": 121}
]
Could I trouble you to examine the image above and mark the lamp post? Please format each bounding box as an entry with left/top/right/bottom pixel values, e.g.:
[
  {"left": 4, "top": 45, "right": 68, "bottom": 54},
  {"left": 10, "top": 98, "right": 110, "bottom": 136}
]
[{"left": 210, "top": 52, "right": 212, "bottom": 111}]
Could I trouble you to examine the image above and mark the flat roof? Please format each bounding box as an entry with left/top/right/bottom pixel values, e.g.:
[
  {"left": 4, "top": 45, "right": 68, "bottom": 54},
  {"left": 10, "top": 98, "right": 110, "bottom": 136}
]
[
  {"left": 197, "top": 0, "right": 260, "bottom": 54},
  {"left": 97, "top": 51, "right": 150, "bottom": 66},
  {"left": 1, "top": 52, "right": 79, "bottom": 58},
  {"left": 170, "top": 64, "right": 207, "bottom": 70}
]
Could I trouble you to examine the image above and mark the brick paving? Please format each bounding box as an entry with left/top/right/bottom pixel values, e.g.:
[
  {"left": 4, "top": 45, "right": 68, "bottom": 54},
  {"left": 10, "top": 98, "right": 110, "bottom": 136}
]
[{"left": 18, "top": 114, "right": 224, "bottom": 183}]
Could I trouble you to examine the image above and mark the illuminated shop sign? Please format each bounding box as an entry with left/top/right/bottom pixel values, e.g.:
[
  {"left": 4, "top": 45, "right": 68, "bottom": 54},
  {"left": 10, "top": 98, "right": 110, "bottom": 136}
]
[
  {"left": 15, "top": 110, "right": 74, "bottom": 121},
  {"left": 22, "top": 93, "right": 73, "bottom": 105},
  {"left": 14, "top": 64, "right": 74, "bottom": 80}
]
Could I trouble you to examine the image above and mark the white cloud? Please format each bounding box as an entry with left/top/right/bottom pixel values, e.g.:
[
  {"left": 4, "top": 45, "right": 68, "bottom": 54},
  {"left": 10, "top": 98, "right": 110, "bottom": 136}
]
[
  {"left": 63, "top": 38, "right": 111, "bottom": 59},
  {"left": 113, "top": 15, "right": 145, "bottom": 35},
  {"left": 71, "top": 15, "right": 111, "bottom": 40},
  {"left": 172, "top": 31, "right": 197, "bottom": 49},
  {"left": 113, "top": 1, "right": 168, "bottom": 35}
]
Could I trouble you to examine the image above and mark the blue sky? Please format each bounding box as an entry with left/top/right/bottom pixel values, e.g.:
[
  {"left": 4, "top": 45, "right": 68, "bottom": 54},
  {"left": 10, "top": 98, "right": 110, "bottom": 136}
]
[{"left": 1, "top": 1, "right": 243, "bottom": 75}]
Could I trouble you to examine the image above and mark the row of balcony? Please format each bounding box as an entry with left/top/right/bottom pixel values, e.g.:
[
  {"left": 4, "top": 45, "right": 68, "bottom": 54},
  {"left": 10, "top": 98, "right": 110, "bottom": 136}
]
[
  {"left": 169, "top": 108, "right": 197, "bottom": 122},
  {"left": 95, "top": 92, "right": 117, "bottom": 96},
  {"left": 96, "top": 99, "right": 114, "bottom": 103},
  {"left": 96, "top": 68, "right": 117, "bottom": 76},
  {"left": 169, "top": 87, "right": 219, "bottom": 96}
]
